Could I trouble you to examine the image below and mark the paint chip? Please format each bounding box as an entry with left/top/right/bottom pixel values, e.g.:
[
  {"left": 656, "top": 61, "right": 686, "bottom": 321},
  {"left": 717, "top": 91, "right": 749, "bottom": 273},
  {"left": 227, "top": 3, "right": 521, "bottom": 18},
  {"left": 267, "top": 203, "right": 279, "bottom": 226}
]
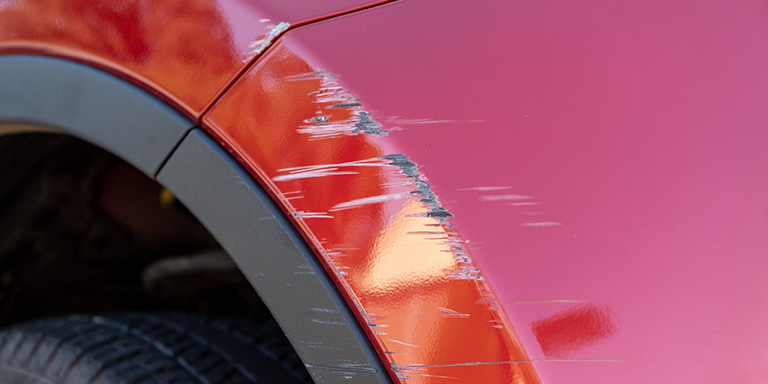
[{"left": 243, "top": 21, "right": 290, "bottom": 61}]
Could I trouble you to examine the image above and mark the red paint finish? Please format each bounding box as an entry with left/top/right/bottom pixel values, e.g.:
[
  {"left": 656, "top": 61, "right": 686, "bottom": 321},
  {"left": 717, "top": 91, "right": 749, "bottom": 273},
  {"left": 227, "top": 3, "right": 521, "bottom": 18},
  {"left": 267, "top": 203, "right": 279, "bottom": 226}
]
[
  {"left": 0, "top": 0, "right": 390, "bottom": 117},
  {"left": 207, "top": 1, "right": 768, "bottom": 383},
  {"left": 532, "top": 305, "right": 615, "bottom": 358},
  {"left": 203, "top": 42, "right": 540, "bottom": 383}
]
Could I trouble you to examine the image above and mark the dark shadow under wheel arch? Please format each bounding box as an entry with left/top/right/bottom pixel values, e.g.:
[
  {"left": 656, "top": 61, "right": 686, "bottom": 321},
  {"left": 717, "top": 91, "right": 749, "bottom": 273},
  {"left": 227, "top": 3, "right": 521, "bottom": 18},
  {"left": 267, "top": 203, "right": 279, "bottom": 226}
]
[{"left": 0, "top": 55, "right": 390, "bottom": 384}]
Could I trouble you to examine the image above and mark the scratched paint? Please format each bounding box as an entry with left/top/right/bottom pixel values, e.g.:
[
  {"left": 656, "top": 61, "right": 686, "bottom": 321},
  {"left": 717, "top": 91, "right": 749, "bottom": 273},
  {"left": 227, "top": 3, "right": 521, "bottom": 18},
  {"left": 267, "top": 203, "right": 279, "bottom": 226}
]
[
  {"left": 203, "top": 41, "right": 541, "bottom": 383},
  {"left": 286, "top": 71, "right": 388, "bottom": 139},
  {"left": 0, "top": 0, "right": 396, "bottom": 117},
  {"left": 242, "top": 21, "right": 290, "bottom": 63},
  {"left": 382, "top": 154, "right": 453, "bottom": 220},
  {"left": 460, "top": 188, "right": 564, "bottom": 229},
  {"left": 209, "top": 0, "right": 768, "bottom": 383},
  {"left": 294, "top": 211, "right": 334, "bottom": 219}
]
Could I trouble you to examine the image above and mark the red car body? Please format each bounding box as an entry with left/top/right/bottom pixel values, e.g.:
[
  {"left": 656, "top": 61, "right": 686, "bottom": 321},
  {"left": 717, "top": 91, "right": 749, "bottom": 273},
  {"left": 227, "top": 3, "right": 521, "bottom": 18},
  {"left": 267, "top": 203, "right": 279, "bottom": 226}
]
[{"left": 1, "top": 1, "right": 768, "bottom": 383}]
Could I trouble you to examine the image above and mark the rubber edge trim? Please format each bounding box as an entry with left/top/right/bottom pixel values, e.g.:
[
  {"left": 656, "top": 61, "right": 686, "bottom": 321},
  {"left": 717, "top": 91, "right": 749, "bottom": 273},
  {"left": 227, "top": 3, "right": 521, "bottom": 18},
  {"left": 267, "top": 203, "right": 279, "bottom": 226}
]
[
  {"left": 157, "top": 129, "right": 391, "bottom": 384},
  {"left": 0, "top": 55, "right": 192, "bottom": 176}
]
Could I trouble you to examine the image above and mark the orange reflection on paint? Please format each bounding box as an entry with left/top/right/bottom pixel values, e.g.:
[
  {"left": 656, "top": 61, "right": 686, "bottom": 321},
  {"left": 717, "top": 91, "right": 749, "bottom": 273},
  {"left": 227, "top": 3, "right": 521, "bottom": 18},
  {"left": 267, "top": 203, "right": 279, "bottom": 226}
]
[
  {"left": 361, "top": 199, "right": 456, "bottom": 295},
  {"left": 0, "top": 0, "right": 239, "bottom": 115},
  {"left": 203, "top": 40, "right": 540, "bottom": 383}
]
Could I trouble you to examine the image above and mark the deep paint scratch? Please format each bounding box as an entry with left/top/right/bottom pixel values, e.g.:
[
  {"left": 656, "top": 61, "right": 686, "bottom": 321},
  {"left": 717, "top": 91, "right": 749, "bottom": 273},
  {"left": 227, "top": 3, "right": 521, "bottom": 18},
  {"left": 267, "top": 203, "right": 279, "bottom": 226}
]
[
  {"left": 521, "top": 222, "right": 563, "bottom": 227},
  {"left": 382, "top": 154, "right": 453, "bottom": 221},
  {"left": 463, "top": 187, "right": 563, "bottom": 228},
  {"left": 275, "top": 158, "right": 389, "bottom": 182},
  {"left": 243, "top": 21, "right": 290, "bottom": 62},
  {"left": 458, "top": 186, "right": 513, "bottom": 192},
  {"left": 437, "top": 307, "right": 471, "bottom": 318},
  {"left": 386, "top": 117, "right": 485, "bottom": 126},
  {"left": 331, "top": 192, "right": 411, "bottom": 211},
  {"left": 273, "top": 168, "right": 357, "bottom": 182},
  {"left": 287, "top": 71, "right": 388, "bottom": 139},
  {"left": 388, "top": 339, "right": 419, "bottom": 348},
  {"left": 378, "top": 154, "right": 486, "bottom": 281},
  {"left": 354, "top": 111, "right": 387, "bottom": 135},
  {"left": 210, "top": 44, "right": 545, "bottom": 383},
  {"left": 295, "top": 211, "right": 334, "bottom": 219},
  {"left": 394, "top": 358, "right": 633, "bottom": 370},
  {"left": 274, "top": 158, "right": 390, "bottom": 182},
  {"left": 270, "top": 68, "right": 539, "bottom": 381}
]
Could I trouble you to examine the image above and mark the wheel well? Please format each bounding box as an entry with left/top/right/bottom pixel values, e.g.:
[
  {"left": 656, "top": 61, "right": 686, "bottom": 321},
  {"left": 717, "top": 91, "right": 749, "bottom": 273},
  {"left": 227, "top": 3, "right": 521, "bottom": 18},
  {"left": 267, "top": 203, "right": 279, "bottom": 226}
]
[
  {"left": 0, "top": 132, "right": 269, "bottom": 324},
  {"left": 0, "top": 54, "right": 390, "bottom": 383}
]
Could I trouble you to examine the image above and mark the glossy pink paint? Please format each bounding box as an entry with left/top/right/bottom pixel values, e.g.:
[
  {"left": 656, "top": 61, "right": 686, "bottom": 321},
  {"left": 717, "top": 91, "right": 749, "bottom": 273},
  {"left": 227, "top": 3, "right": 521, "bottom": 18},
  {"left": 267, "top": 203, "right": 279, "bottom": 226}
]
[{"left": 207, "top": 0, "right": 768, "bottom": 382}]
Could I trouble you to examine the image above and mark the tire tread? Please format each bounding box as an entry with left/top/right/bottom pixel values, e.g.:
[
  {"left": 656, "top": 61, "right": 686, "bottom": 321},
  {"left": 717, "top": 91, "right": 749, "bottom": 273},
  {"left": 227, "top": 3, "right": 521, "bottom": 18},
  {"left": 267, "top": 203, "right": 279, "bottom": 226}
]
[{"left": 0, "top": 314, "right": 310, "bottom": 384}]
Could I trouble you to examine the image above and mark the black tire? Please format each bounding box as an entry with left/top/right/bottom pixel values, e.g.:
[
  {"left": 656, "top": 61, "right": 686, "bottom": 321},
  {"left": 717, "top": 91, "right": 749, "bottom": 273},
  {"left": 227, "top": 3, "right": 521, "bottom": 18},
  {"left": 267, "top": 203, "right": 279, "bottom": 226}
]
[{"left": 0, "top": 313, "right": 310, "bottom": 384}]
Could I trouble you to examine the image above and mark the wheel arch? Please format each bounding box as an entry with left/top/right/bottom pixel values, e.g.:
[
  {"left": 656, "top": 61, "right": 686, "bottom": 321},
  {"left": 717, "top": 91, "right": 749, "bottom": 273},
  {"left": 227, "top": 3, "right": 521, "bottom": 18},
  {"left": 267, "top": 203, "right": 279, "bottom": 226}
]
[{"left": 0, "top": 55, "right": 389, "bottom": 384}]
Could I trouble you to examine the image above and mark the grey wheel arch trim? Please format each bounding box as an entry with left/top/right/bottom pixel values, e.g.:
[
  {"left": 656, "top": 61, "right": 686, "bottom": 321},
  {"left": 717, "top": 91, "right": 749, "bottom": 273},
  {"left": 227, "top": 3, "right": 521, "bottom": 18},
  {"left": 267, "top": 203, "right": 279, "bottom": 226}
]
[
  {"left": 0, "top": 55, "right": 390, "bottom": 384},
  {"left": 0, "top": 55, "right": 190, "bottom": 176}
]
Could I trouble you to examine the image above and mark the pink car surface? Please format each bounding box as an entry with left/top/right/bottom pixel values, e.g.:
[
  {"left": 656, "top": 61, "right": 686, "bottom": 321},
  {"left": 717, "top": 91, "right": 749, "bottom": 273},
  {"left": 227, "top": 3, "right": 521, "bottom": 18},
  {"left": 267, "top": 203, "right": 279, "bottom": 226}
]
[{"left": 1, "top": 0, "right": 767, "bottom": 383}]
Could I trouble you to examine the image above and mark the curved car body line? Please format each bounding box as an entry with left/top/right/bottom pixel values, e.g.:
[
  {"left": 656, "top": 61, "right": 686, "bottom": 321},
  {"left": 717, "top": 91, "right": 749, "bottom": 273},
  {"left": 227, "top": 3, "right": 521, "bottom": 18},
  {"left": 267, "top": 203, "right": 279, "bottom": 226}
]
[
  {"left": 197, "top": 0, "right": 400, "bottom": 118},
  {"left": 0, "top": 0, "right": 398, "bottom": 120},
  {"left": 202, "top": 39, "right": 542, "bottom": 384},
  {"left": 204, "top": 0, "right": 768, "bottom": 382},
  {"left": 0, "top": 55, "right": 391, "bottom": 384},
  {"left": 0, "top": 55, "right": 192, "bottom": 176},
  {"left": 157, "top": 129, "right": 392, "bottom": 384}
]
